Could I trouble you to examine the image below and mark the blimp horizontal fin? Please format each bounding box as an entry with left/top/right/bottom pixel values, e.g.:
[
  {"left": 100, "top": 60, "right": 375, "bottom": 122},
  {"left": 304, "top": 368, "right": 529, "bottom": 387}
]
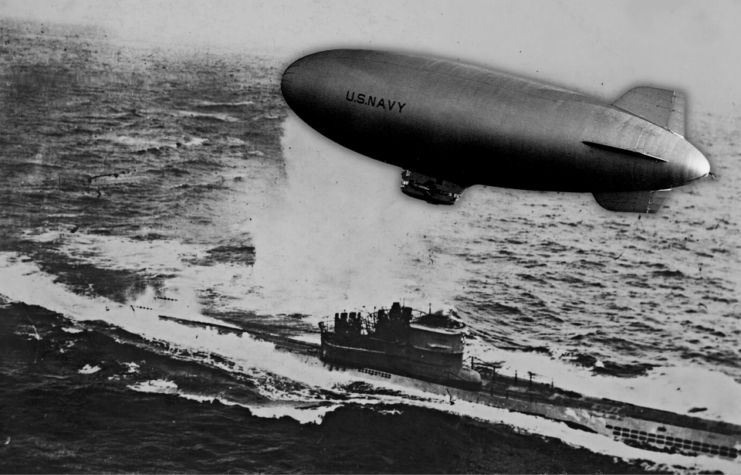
[
  {"left": 582, "top": 141, "right": 667, "bottom": 162},
  {"left": 593, "top": 189, "right": 672, "bottom": 213},
  {"left": 612, "top": 87, "right": 685, "bottom": 137}
]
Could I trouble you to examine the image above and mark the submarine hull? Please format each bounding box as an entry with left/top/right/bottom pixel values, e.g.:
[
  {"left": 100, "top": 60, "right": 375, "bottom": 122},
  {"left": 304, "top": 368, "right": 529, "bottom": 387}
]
[
  {"left": 316, "top": 354, "right": 741, "bottom": 460},
  {"left": 320, "top": 335, "right": 482, "bottom": 390},
  {"left": 157, "top": 314, "right": 741, "bottom": 460}
]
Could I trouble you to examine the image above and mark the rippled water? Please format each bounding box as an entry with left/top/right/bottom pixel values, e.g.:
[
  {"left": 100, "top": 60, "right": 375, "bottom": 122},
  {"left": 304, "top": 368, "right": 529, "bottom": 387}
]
[{"left": 1, "top": 19, "right": 740, "bottom": 473}]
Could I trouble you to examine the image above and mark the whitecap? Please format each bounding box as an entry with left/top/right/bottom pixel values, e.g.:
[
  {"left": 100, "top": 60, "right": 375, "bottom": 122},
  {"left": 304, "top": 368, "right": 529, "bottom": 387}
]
[
  {"left": 122, "top": 362, "right": 140, "bottom": 373},
  {"left": 127, "top": 379, "right": 178, "bottom": 394},
  {"left": 248, "top": 402, "right": 342, "bottom": 425},
  {"left": 79, "top": 364, "right": 101, "bottom": 374}
]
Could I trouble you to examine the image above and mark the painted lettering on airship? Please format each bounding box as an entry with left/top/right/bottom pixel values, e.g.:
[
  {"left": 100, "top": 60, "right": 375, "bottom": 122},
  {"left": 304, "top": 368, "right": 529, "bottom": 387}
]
[{"left": 346, "top": 90, "right": 406, "bottom": 113}]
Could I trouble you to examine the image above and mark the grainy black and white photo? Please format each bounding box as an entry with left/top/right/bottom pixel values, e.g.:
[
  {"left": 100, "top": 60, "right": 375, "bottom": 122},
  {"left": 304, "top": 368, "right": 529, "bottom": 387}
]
[{"left": 1, "top": 1, "right": 739, "bottom": 473}]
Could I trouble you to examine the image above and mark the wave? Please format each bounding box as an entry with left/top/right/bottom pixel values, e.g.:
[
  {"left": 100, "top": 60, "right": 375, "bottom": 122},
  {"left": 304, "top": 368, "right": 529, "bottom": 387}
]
[
  {"left": 652, "top": 269, "right": 686, "bottom": 278},
  {"left": 192, "top": 100, "right": 255, "bottom": 108}
]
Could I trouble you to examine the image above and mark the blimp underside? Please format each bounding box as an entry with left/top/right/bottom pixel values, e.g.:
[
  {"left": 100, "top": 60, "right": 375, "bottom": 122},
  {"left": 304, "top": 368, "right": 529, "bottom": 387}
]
[{"left": 281, "top": 50, "right": 710, "bottom": 213}]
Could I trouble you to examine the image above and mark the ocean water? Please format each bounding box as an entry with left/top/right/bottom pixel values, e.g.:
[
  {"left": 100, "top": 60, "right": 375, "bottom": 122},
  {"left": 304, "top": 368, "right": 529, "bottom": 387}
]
[{"left": 1, "top": 19, "right": 740, "bottom": 473}]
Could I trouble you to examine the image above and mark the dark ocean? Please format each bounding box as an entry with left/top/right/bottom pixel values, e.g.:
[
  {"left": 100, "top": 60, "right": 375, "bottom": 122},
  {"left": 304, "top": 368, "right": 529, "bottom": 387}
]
[{"left": 1, "top": 19, "right": 739, "bottom": 473}]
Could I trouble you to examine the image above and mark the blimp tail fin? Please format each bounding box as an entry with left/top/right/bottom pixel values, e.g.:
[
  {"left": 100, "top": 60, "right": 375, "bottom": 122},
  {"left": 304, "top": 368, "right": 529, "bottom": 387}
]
[
  {"left": 593, "top": 189, "right": 671, "bottom": 214},
  {"left": 612, "top": 87, "right": 685, "bottom": 137}
]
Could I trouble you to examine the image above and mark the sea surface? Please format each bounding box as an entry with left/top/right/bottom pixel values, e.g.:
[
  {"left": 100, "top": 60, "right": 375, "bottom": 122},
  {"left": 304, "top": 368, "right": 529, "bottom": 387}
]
[{"left": 1, "top": 19, "right": 740, "bottom": 473}]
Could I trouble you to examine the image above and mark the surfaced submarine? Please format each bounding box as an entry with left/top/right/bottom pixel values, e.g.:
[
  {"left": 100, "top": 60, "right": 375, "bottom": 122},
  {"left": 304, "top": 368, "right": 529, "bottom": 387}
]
[{"left": 281, "top": 49, "right": 710, "bottom": 213}]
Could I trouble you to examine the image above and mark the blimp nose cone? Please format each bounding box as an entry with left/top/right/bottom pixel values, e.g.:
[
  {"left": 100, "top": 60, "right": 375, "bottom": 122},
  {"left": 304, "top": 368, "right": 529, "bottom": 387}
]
[
  {"left": 281, "top": 52, "right": 331, "bottom": 119},
  {"left": 281, "top": 57, "right": 304, "bottom": 106}
]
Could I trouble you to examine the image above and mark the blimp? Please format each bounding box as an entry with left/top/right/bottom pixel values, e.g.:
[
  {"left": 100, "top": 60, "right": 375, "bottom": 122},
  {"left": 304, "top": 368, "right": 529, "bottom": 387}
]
[{"left": 281, "top": 50, "right": 710, "bottom": 213}]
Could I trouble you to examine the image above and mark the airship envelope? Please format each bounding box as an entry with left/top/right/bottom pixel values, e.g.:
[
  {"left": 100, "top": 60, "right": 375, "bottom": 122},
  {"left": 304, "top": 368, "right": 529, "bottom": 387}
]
[{"left": 282, "top": 50, "right": 710, "bottom": 213}]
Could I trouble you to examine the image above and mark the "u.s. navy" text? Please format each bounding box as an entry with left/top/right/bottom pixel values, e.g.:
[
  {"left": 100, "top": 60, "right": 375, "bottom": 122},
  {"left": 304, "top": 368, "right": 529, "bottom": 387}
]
[{"left": 346, "top": 90, "right": 406, "bottom": 113}]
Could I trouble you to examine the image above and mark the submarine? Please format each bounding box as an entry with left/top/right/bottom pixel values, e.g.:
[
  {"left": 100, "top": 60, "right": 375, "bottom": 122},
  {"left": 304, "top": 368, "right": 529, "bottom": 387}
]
[
  {"left": 281, "top": 49, "right": 711, "bottom": 213},
  {"left": 160, "top": 304, "right": 741, "bottom": 461}
]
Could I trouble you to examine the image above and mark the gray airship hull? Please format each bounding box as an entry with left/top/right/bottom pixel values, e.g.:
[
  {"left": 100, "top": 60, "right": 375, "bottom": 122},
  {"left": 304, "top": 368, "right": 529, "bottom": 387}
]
[{"left": 281, "top": 50, "right": 709, "bottom": 210}]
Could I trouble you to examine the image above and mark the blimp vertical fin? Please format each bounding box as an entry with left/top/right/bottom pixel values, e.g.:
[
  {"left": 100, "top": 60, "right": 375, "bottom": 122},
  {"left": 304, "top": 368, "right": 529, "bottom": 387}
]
[
  {"left": 612, "top": 87, "right": 685, "bottom": 137},
  {"left": 593, "top": 189, "right": 672, "bottom": 213}
]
